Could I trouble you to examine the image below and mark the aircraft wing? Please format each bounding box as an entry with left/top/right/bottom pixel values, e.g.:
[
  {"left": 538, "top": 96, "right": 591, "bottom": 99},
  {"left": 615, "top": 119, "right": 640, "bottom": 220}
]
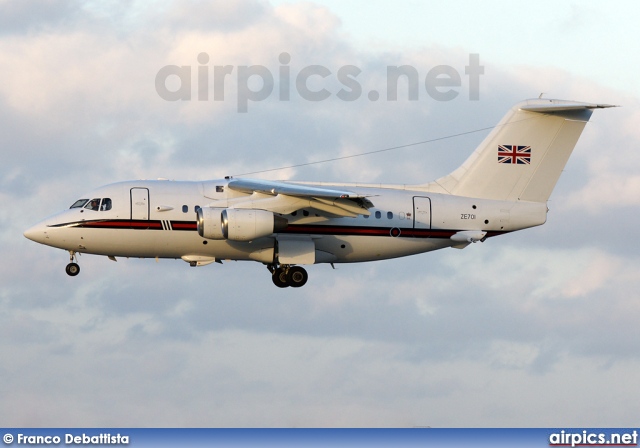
[
  {"left": 228, "top": 178, "right": 364, "bottom": 199},
  {"left": 221, "top": 178, "right": 373, "bottom": 218}
]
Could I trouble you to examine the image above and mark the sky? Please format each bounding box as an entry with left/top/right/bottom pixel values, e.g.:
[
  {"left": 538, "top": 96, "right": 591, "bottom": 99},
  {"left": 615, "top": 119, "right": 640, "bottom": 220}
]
[{"left": 1, "top": 0, "right": 640, "bottom": 427}]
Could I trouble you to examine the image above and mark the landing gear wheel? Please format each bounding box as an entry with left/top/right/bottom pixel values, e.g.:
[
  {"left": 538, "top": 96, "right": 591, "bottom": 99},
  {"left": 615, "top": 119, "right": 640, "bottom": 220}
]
[
  {"left": 65, "top": 262, "right": 80, "bottom": 276},
  {"left": 287, "top": 266, "right": 308, "bottom": 288},
  {"left": 272, "top": 267, "right": 289, "bottom": 288}
]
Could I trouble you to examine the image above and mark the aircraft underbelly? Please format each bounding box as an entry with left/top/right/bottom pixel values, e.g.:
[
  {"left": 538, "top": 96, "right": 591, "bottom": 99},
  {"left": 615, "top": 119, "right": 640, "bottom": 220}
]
[{"left": 318, "top": 235, "right": 450, "bottom": 262}]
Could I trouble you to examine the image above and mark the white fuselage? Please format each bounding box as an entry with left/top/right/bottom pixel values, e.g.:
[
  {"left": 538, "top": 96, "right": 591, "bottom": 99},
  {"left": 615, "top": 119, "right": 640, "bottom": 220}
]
[{"left": 25, "top": 179, "right": 547, "bottom": 265}]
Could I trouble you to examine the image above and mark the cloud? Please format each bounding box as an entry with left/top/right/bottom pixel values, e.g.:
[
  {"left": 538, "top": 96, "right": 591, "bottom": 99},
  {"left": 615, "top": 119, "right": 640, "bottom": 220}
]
[
  {"left": 0, "top": 0, "right": 84, "bottom": 36},
  {"left": 2, "top": 0, "right": 640, "bottom": 427}
]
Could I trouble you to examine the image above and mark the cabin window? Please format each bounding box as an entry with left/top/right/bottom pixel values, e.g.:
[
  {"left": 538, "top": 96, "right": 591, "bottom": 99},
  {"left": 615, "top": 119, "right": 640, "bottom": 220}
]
[
  {"left": 363, "top": 214, "right": 369, "bottom": 219},
  {"left": 375, "top": 211, "right": 381, "bottom": 219},
  {"left": 387, "top": 211, "right": 393, "bottom": 219},
  {"left": 195, "top": 205, "right": 201, "bottom": 213},
  {"left": 70, "top": 199, "right": 89, "bottom": 209},
  {"left": 303, "top": 210, "right": 309, "bottom": 216},
  {"left": 182, "top": 205, "right": 188, "bottom": 213}
]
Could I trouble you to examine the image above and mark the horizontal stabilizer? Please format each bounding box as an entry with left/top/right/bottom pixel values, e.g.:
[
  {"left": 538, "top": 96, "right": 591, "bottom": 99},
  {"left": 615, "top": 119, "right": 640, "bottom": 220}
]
[{"left": 520, "top": 101, "right": 618, "bottom": 113}]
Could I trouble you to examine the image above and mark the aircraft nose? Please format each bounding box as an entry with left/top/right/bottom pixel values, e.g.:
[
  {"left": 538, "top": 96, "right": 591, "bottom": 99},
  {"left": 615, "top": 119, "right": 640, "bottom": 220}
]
[{"left": 23, "top": 221, "right": 49, "bottom": 244}]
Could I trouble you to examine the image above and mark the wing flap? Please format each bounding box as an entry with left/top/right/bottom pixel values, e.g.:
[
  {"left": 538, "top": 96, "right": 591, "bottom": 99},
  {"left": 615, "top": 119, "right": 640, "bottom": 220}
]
[
  {"left": 312, "top": 197, "right": 372, "bottom": 216},
  {"left": 226, "top": 193, "right": 310, "bottom": 215}
]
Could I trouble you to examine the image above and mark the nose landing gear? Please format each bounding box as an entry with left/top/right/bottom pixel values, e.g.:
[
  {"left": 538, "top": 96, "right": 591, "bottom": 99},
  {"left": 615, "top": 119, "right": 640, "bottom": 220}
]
[{"left": 65, "top": 251, "right": 80, "bottom": 276}]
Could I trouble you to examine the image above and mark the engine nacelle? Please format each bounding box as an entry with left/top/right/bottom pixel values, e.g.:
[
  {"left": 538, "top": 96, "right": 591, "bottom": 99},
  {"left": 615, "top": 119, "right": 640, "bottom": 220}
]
[
  {"left": 222, "top": 208, "right": 288, "bottom": 241},
  {"left": 197, "top": 207, "right": 288, "bottom": 241},
  {"left": 196, "top": 207, "right": 225, "bottom": 239}
]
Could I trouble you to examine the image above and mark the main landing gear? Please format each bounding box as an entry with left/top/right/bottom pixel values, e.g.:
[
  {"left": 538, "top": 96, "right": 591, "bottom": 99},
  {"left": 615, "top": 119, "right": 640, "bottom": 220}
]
[
  {"left": 65, "top": 251, "right": 80, "bottom": 276},
  {"left": 268, "top": 264, "right": 308, "bottom": 288}
]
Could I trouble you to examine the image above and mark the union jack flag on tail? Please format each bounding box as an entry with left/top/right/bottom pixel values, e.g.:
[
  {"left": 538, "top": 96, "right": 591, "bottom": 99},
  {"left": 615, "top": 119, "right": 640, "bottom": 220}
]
[{"left": 498, "top": 145, "right": 531, "bottom": 164}]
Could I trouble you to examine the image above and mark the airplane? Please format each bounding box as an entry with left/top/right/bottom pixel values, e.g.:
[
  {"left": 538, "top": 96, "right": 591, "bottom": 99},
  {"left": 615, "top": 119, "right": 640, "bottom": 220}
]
[{"left": 24, "top": 98, "right": 613, "bottom": 288}]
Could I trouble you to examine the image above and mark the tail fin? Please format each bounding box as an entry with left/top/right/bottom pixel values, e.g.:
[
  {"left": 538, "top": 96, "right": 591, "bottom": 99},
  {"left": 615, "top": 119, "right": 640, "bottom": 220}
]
[{"left": 424, "top": 99, "right": 615, "bottom": 202}]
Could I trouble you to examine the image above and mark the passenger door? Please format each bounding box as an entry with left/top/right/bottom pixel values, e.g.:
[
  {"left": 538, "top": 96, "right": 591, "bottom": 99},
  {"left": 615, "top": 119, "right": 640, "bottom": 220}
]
[
  {"left": 130, "top": 188, "right": 149, "bottom": 229},
  {"left": 413, "top": 196, "right": 431, "bottom": 229}
]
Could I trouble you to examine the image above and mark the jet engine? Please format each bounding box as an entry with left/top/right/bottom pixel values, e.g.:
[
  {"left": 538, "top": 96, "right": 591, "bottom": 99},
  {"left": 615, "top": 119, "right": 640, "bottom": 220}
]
[
  {"left": 197, "top": 207, "right": 288, "bottom": 241},
  {"left": 196, "top": 207, "right": 225, "bottom": 239}
]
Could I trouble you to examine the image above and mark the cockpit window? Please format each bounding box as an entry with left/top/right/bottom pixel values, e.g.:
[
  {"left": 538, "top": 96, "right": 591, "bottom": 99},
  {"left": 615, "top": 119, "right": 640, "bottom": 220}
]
[
  {"left": 82, "top": 198, "right": 112, "bottom": 211},
  {"left": 85, "top": 198, "right": 101, "bottom": 211},
  {"left": 70, "top": 199, "right": 89, "bottom": 209}
]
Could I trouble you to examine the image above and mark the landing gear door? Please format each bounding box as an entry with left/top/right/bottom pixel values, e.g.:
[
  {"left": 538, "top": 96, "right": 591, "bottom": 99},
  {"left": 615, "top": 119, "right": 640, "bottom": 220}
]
[
  {"left": 277, "top": 235, "right": 316, "bottom": 265},
  {"left": 413, "top": 196, "right": 431, "bottom": 229},
  {"left": 130, "top": 188, "right": 150, "bottom": 225}
]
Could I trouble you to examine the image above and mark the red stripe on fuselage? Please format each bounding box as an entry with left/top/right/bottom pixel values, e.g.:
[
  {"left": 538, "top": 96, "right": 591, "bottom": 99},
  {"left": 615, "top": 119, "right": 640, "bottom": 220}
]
[
  {"left": 49, "top": 219, "right": 508, "bottom": 239},
  {"left": 171, "top": 221, "right": 197, "bottom": 230}
]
